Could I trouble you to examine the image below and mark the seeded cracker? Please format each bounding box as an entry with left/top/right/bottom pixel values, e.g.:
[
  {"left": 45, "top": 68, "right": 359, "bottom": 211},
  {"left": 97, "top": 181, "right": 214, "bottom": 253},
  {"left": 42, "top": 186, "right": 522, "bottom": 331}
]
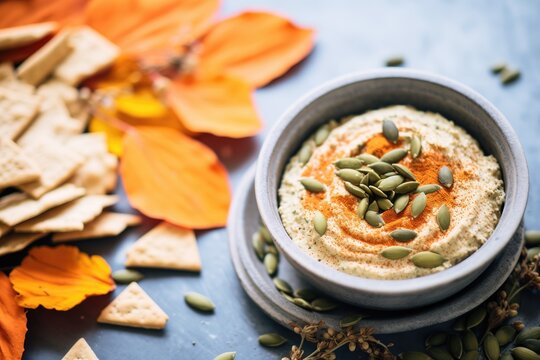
[
  {"left": 0, "top": 232, "right": 45, "bottom": 256},
  {"left": 0, "top": 88, "right": 39, "bottom": 140},
  {"left": 97, "top": 282, "right": 168, "bottom": 330},
  {"left": 0, "top": 137, "right": 40, "bottom": 189},
  {"left": 53, "top": 212, "right": 141, "bottom": 243},
  {"left": 0, "top": 22, "right": 57, "bottom": 51},
  {"left": 125, "top": 222, "right": 202, "bottom": 271},
  {"left": 61, "top": 338, "right": 99, "bottom": 360}
]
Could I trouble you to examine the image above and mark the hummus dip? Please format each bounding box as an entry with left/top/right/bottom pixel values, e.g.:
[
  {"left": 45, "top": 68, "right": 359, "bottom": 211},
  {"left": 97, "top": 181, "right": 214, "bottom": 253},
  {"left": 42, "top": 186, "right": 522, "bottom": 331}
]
[{"left": 278, "top": 105, "right": 505, "bottom": 280}]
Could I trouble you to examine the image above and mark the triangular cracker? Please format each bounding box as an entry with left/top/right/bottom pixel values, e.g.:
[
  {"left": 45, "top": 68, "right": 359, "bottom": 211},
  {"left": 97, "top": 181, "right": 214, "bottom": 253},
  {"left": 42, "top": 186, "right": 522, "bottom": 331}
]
[
  {"left": 0, "top": 22, "right": 56, "bottom": 51},
  {"left": 0, "top": 137, "right": 40, "bottom": 189},
  {"left": 0, "top": 184, "right": 85, "bottom": 226},
  {"left": 0, "top": 87, "right": 39, "bottom": 140},
  {"left": 53, "top": 212, "right": 141, "bottom": 243},
  {"left": 0, "top": 232, "right": 45, "bottom": 256},
  {"left": 125, "top": 222, "right": 201, "bottom": 271},
  {"left": 14, "top": 195, "right": 118, "bottom": 233},
  {"left": 61, "top": 338, "right": 99, "bottom": 360},
  {"left": 97, "top": 282, "right": 168, "bottom": 330}
]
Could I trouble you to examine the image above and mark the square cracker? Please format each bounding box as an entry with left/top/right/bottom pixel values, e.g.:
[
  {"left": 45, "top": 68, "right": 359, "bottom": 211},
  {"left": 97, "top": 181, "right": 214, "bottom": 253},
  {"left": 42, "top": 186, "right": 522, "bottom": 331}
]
[
  {"left": 14, "top": 194, "right": 118, "bottom": 233},
  {"left": 0, "top": 88, "right": 39, "bottom": 140},
  {"left": 17, "top": 141, "right": 83, "bottom": 198},
  {"left": 0, "top": 184, "right": 85, "bottom": 226},
  {"left": 61, "top": 338, "right": 99, "bottom": 360},
  {"left": 0, "top": 63, "right": 35, "bottom": 94},
  {"left": 125, "top": 222, "right": 201, "bottom": 271},
  {"left": 54, "top": 26, "right": 119, "bottom": 86},
  {"left": 37, "top": 79, "right": 87, "bottom": 118},
  {"left": 0, "top": 232, "right": 45, "bottom": 257},
  {"left": 53, "top": 212, "right": 141, "bottom": 243},
  {"left": 0, "top": 137, "right": 40, "bottom": 189},
  {"left": 97, "top": 282, "right": 168, "bottom": 330},
  {"left": 0, "top": 22, "right": 57, "bottom": 51}
]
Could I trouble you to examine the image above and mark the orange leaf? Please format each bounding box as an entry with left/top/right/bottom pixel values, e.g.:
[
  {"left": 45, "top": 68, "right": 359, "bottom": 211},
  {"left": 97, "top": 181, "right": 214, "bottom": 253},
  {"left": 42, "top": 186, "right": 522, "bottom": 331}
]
[
  {"left": 85, "top": 0, "right": 219, "bottom": 54},
  {"left": 0, "top": 272, "right": 26, "bottom": 360},
  {"left": 9, "top": 246, "right": 115, "bottom": 311},
  {"left": 0, "top": 0, "right": 86, "bottom": 28},
  {"left": 121, "top": 126, "right": 230, "bottom": 229},
  {"left": 167, "top": 74, "right": 261, "bottom": 137},
  {"left": 198, "top": 11, "right": 315, "bottom": 88}
]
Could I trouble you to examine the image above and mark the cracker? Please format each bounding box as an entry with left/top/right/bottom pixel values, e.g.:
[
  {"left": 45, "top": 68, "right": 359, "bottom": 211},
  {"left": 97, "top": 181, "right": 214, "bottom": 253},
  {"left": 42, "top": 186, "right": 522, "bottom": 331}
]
[
  {"left": 54, "top": 27, "right": 119, "bottom": 86},
  {"left": 17, "top": 141, "right": 83, "bottom": 198},
  {"left": 53, "top": 212, "right": 141, "bottom": 243},
  {"left": 0, "top": 22, "right": 57, "bottom": 51},
  {"left": 125, "top": 222, "right": 201, "bottom": 271},
  {"left": 62, "top": 338, "right": 99, "bottom": 360},
  {"left": 0, "top": 137, "right": 40, "bottom": 189},
  {"left": 14, "top": 194, "right": 118, "bottom": 233},
  {"left": 16, "top": 29, "right": 72, "bottom": 86},
  {"left": 97, "top": 282, "right": 168, "bottom": 330},
  {"left": 0, "top": 184, "right": 85, "bottom": 226},
  {"left": 0, "top": 63, "right": 35, "bottom": 94},
  {"left": 0, "top": 88, "right": 39, "bottom": 140},
  {"left": 37, "top": 79, "right": 87, "bottom": 119},
  {"left": 0, "top": 223, "right": 9, "bottom": 237},
  {"left": 0, "top": 232, "right": 44, "bottom": 256},
  {"left": 0, "top": 62, "right": 16, "bottom": 81}
]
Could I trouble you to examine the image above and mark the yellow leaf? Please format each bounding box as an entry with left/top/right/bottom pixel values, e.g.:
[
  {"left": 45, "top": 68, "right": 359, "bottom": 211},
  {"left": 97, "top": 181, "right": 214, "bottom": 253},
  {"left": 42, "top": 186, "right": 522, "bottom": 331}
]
[
  {"left": 115, "top": 91, "right": 167, "bottom": 119},
  {"left": 89, "top": 117, "right": 124, "bottom": 156}
]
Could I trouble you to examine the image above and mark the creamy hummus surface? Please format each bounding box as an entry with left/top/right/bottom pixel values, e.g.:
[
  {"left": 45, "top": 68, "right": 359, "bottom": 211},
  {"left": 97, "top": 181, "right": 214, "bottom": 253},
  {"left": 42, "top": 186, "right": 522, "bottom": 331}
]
[{"left": 278, "top": 105, "right": 505, "bottom": 279}]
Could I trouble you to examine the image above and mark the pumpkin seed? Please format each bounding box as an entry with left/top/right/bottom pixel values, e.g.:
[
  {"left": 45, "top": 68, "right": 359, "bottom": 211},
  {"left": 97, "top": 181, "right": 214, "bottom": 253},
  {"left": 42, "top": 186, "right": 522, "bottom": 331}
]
[
  {"left": 391, "top": 229, "right": 417, "bottom": 242},
  {"left": 365, "top": 211, "right": 384, "bottom": 228},
  {"left": 359, "top": 184, "right": 373, "bottom": 195},
  {"left": 361, "top": 173, "right": 370, "bottom": 186},
  {"left": 340, "top": 314, "right": 363, "bottom": 328},
  {"left": 383, "top": 118, "right": 399, "bottom": 143},
  {"left": 411, "top": 251, "right": 445, "bottom": 268},
  {"left": 345, "top": 182, "right": 368, "bottom": 198},
  {"left": 400, "top": 351, "right": 432, "bottom": 360},
  {"left": 428, "top": 347, "right": 453, "bottom": 360},
  {"left": 214, "top": 352, "right": 236, "bottom": 360},
  {"left": 425, "top": 333, "right": 448, "bottom": 347},
  {"left": 112, "top": 269, "right": 144, "bottom": 284},
  {"left": 335, "top": 157, "right": 363, "bottom": 169},
  {"left": 512, "top": 348, "right": 540, "bottom": 360},
  {"left": 369, "top": 161, "right": 396, "bottom": 174},
  {"left": 381, "top": 246, "right": 411, "bottom": 260},
  {"left": 385, "top": 55, "right": 404, "bottom": 67},
  {"left": 462, "top": 351, "right": 480, "bottom": 360},
  {"left": 410, "top": 135, "right": 422, "bottom": 158},
  {"left": 463, "top": 330, "right": 479, "bottom": 351},
  {"left": 500, "top": 68, "right": 521, "bottom": 85},
  {"left": 357, "top": 198, "right": 369, "bottom": 219},
  {"left": 501, "top": 352, "right": 514, "bottom": 360},
  {"left": 337, "top": 169, "right": 363, "bottom": 185},
  {"left": 259, "top": 226, "right": 272, "bottom": 244},
  {"left": 264, "top": 253, "right": 278, "bottom": 276},
  {"left": 368, "top": 201, "right": 379, "bottom": 212},
  {"left": 484, "top": 333, "right": 501, "bottom": 360},
  {"left": 436, "top": 205, "right": 451, "bottom": 231},
  {"left": 258, "top": 333, "right": 287, "bottom": 347},
  {"left": 382, "top": 171, "right": 398, "bottom": 179},
  {"left": 314, "top": 125, "right": 330, "bottom": 145},
  {"left": 395, "top": 181, "right": 420, "bottom": 194},
  {"left": 265, "top": 244, "right": 279, "bottom": 256},
  {"left": 516, "top": 327, "right": 540, "bottom": 345},
  {"left": 294, "top": 288, "right": 318, "bottom": 302},
  {"left": 377, "top": 198, "right": 393, "bottom": 211},
  {"left": 438, "top": 166, "right": 453, "bottom": 188},
  {"left": 394, "top": 194, "right": 410, "bottom": 214},
  {"left": 491, "top": 62, "right": 508, "bottom": 74},
  {"left": 311, "top": 298, "right": 338, "bottom": 312},
  {"left": 393, "top": 163, "right": 417, "bottom": 180},
  {"left": 466, "top": 306, "right": 487, "bottom": 329},
  {"left": 281, "top": 292, "right": 296, "bottom": 303},
  {"left": 388, "top": 190, "right": 396, "bottom": 200},
  {"left": 300, "top": 178, "right": 325, "bottom": 193},
  {"left": 522, "top": 339, "right": 540, "bottom": 353},
  {"left": 252, "top": 232, "right": 265, "bottom": 260},
  {"left": 273, "top": 278, "right": 293, "bottom": 294},
  {"left": 313, "top": 211, "right": 327, "bottom": 236},
  {"left": 358, "top": 153, "right": 380, "bottom": 164},
  {"left": 368, "top": 169, "right": 381, "bottom": 183},
  {"left": 369, "top": 185, "right": 387, "bottom": 198},
  {"left": 416, "top": 184, "right": 442, "bottom": 194},
  {"left": 293, "top": 297, "right": 313, "bottom": 310},
  {"left": 453, "top": 317, "right": 467, "bottom": 331},
  {"left": 496, "top": 326, "right": 517, "bottom": 346},
  {"left": 381, "top": 149, "right": 408, "bottom": 163},
  {"left": 449, "top": 334, "right": 463, "bottom": 359},
  {"left": 378, "top": 175, "right": 404, "bottom": 191},
  {"left": 298, "top": 143, "right": 313, "bottom": 165},
  {"left": 525, "top": 231, "right": 540, "bottom": 246},
  {"left": 411, "top": 193, "right": 427, "bottom": 218},
  {"left": 184, "top": 292, "right": 216, "bottom": 312}
]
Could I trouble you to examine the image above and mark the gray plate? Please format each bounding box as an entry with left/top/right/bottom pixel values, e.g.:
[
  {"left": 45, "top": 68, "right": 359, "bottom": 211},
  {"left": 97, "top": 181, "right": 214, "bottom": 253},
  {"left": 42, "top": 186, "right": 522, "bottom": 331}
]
[{"left": 228, "top": 165, "right": 524, "bottom": 334}]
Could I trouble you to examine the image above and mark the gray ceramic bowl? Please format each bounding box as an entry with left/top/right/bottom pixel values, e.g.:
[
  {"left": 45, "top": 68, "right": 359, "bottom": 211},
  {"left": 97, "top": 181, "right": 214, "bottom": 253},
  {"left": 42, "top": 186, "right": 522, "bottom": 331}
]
[{"left": 255, "top": 69, "right": 529, "bottom": 310}]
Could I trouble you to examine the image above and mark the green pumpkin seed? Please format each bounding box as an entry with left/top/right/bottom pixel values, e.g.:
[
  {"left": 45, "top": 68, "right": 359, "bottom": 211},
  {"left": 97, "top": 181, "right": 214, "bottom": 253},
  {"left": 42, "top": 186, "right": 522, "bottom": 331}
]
[
  {"left": 516, "top": 327, "right": 540, "bottom": 345},
  {"left": 378, "top": 175, "right": 404, "bottom": 191},
  {"left": 512, "top": 348, "right": 540, "bottom": 360},
  {"left": 394, "top": 194, "right": 410, "bottom": 214},
  {"left": 438, "top": 166, "right": 453, "bottom": 188},
  {"left": 411, "top": 193, "right": 427, "bottom": 218},
  {"left": 265, "top": 244, "right": 279, "bottom": 256},
  {"left": 522, "top": 339, "right": 540, "bottom": 353},
  {"left": 466, "top": 306, "right": 487, "bottom": 329},
  {"left": 388, "top": 190, "right": 396, "bottom": 200},
  {"left": 335, "top": 157, "right": 363, "bottom": 169},
  {"left": 385, "top": 55, "right": 404, "bottom": 67},
  {"left": 484, "top": 333, "right": 501, "bottom": 360},
  {"left": 357, "top": 198, "right": 369, "bottom": 219},
  {"left": 368, "top": 169, "right": 381, "bottom": 183},
  {"left": 359, "top": 183, "right": 372, "bottom": 195},
  {"left": 377, "top": 198, "right": 393, "bottom": 211},
  {"left": 264, "top": 253, "right": 278, "bottom": 276},
  {"left": 294, "top": 288, "right": 318, "bottom": 302},
  {"left": 365, "top": 211, "right": 384, "bottom": 228},
  {"left": 300, "top": 178, "right": 325, "bottom": 193},
  {"left": 345, "top": 182, "right": 367, "bottom": 198},
  {"left": 416, "top": 184, "right": 442, "bottom": 194},
  {"left": 393, "top": 163, "right": 417, "bottom": 180},
  {"left": 259, "top": 226, "right": 272, "bottom": 244},
  {"left": 314, "top": 125, "right": 330, "bottom": 145},
  {"left": 411, "top": 251, "right": 445, "bottom": 268},
  {"left": 214, "top": 352, "right": 236, "bottom": 360},
  {"left": 369, "top": 161, "right": 396, "bottom": 174},
  {"left": 361, "top": 173, "right": 370, "bottom": 186},
  {"left": 369, "top": 185, "right": 387, "bottom": 198},
  {"left": 410, "top": 135, "right": 422, "bottom": 158},
  {"left": 381, "top": 246, "right": 411, "bottom": 260},
  {"left": 311, "top": 298, "right": 338, "bottom": 312},
  {"left": 258, "top": 333, "right": 287, "bottom": 347},
  {"left": 383, "top": 118, "right": 399, "bottom": 143},
  {"left": 298, "top": 143, "right": 313, "bottom": 165},
  {"left": 337, "top": 169, "right": 363, "bottom": 185},
  {"left": 500, "top": 68, "right": 521, "bottom": 85},
  {"left": 112, "top": 269, "right": 144, "bottom": 284},
  {"left": 368, "top": 201, "right": 379, "bottom": 212},
  {"left": 340, "top": 314, "right": 363, "bottom": 328},
  {"left": 425, "top": 333, "right": 448, "bottom": 347},
  {"left": 293, "top": 297, "right": 313, "bottom": 310},
  {"left": 463, "top": 330, "right": 479, "bottom": 351},
  {"left": 382, "top": 171, "right": 398, "bottom": 179},
  {"left": 496, "top": 326, "right": 517, "bottom": 346},
  {"left": 449, "top": 334, "right": 463, "bottom": 359},
  {"left": 391, "top": 229, "right": 417, "bottom": 242},
  {"left": 281, "top": 292, "right": 296, "bottom": 303},
  {"left": 273, "top": 278, "right": 293, "bottom": 294},
  {"left": 453, "top": 317, "right": 467, "bottom": 331},
  {"left": 381, "top": 149, "right": 408, "bottom": 164},
  {"left": 184, "top": 292, "right": 216, "bottom": 312},
  {"left": 462, "top": 351, "right": 480, "bottom": 360},
  {"left": 501, "top": 352, "right": 514, "bottom": 360},
  {"left": 400, "top": 351, "right": 432, "bottom": 360},
  {"left": 525, "top": 231, "right": 540, "bottom": 246},
  {"left": 428, "top": 347, "right": 453, "bottom": 360},
  {"left": 395, "top": 181, "right": 420, "bottom": 194},
  {"left": 436, "top": 205, "right": 451, "bottom": 231},
  {"left": 491, "top": 62, "right": 508, "bottom": 74},
  {"left": 358, "top": 153, "right": 380, "bottom": 164},
  {"left": 313, "top": 211, "right": 327, "bottom": 236},
  {"left": 252, "top": 232, "right": 265, "bottom": 260}
]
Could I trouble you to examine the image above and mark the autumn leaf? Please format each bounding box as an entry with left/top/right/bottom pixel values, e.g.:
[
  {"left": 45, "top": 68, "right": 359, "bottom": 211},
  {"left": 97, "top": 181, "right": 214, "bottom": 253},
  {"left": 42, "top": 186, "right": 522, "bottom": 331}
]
[
  {"left": 9, "top": 246, "right": 115, "bottom": 310},
  {"left": 198, "top": 11, "right": 315, "bottom": 88},
  {"left": 89, "top": 118, "right": 124, "bottom": 156},
  {"left": 0, "top": 0, "right": 86, "bottom": 28},
  {"left": 121, "top": 126, "right": 230, "bottom": 228},
  {"left": 0, "top": 272, "right": 26, "bottom": 360},
  {"left": 116, "top": 91, "right": 168, "bottom": 119}
]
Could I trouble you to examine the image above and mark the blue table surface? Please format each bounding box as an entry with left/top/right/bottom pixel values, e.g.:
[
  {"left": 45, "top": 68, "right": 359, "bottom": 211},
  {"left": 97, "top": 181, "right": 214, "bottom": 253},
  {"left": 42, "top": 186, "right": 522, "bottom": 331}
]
[{"left": 7, "top": 0, "right": 540, "bottom": 359}]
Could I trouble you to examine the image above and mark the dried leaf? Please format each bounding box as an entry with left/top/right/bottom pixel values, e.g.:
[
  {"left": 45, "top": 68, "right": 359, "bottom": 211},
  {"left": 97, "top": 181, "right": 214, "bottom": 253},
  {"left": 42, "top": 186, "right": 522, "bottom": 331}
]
[
  {"left": 121, "top": 126, "right": 230, "bottom": 228},
  {"left": 199, "top": 11, "right": 315, "bottom": 88},
  {"left": 115, "top": 91, "right": 167, "bottom": 119},
  {"left": 85, "top": 0, "right": 219, "bottom": 54},
  {"left": 89, "top": 117, "right": 124, "bottom": 156},
  {"left": 0, "top": 272, "right": 27, "bottom": 360},
  {"left": 167, "top": 74, "right": 261, "bottom": 137},
  {"left": 9, "top": 245, "right": 115, "bottom": 310},
  {"left": 0, "top": 0, "right": 86, "bottom": 28}
]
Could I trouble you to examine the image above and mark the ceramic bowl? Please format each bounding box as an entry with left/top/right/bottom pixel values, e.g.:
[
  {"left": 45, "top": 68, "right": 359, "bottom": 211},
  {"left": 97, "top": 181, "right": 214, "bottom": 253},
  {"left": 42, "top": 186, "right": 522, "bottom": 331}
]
[{"left": 255, "top": 68, "right": 529, "bottom": 310}]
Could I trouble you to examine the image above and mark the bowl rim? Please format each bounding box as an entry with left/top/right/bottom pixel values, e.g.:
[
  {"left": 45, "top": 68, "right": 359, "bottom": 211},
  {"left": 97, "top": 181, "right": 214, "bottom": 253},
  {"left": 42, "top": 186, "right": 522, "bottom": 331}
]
[{"left": 255, "top": 68, "right": 529, "bottom": 295}]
